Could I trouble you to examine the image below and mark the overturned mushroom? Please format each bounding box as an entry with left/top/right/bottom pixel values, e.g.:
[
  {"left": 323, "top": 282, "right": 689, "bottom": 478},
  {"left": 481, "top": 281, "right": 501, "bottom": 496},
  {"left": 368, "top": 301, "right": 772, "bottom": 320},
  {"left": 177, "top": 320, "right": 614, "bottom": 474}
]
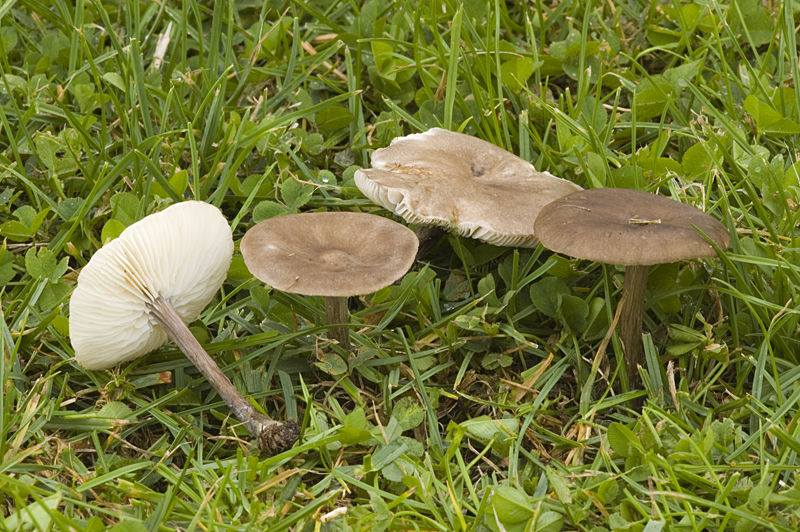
[
  {"left": 355, "top": 128, "right": 582, "bottom": 247},
  {"left": 70, "top": 201, "right": 300, "bottom": 454},
  {"left": 534, "top": 188, "right": 731, "bottom": 400},
  {"left": 241, "top": 212, "right": 419, "bottom": 351}
]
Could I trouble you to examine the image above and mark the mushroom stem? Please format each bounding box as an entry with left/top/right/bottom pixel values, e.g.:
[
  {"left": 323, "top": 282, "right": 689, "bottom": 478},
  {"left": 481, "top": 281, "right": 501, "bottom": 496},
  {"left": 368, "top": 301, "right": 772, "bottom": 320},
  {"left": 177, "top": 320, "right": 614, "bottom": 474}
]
[
  {"left": 148, "top": 297, "right": 300, "bottom": 454},
  {"left": 324, "top": 296, "right": 350, "bottom": 351},
  {"left": 619, "top": 265, "right": 649, "bottom": 402}
]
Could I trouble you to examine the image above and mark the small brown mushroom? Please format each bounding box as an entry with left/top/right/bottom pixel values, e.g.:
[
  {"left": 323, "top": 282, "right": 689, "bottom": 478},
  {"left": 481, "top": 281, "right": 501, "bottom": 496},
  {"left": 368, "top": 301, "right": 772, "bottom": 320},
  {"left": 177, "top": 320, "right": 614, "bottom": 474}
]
[
  {"left": 355, "top": 128, "right": 582, "bottom": 248},
  {"left": 533, "top": 188, "right": 731, "bottom": 400},
  {"left": 241, "top": 212, "right": 419, "bottom": 351}
]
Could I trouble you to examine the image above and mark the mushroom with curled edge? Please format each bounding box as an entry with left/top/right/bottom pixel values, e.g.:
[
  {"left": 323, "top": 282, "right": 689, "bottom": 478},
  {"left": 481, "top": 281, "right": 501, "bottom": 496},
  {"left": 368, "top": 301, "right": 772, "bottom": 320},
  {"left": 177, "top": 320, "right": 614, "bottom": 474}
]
[
  {"left": 354, "top": 128, "right": 582, "bottom": 248},
  {"left": 533, "top": 188, "right": 731, "bottom": 402},
  {"left": 69, "top": 201, "right": 300, "bottom": 455},
  {"left": 240, "top": 212, "right": 419, "bottom": 352}
]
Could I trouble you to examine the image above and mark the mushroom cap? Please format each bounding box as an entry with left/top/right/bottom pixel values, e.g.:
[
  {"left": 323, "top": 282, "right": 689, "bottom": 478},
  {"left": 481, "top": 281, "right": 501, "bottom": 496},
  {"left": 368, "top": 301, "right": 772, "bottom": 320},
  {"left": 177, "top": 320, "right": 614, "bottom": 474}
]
[
  {"left": 240, "top": 212, "right": 418, "bottom": 297},
  {"left": 534, "top": 188, "right": 731, "bottom": 265},
  {"left": 354, "top": 128, "right": 582, "bottom": 248},
  {"left": 70, "top": 201, "right": 234, "bottom": 370}
]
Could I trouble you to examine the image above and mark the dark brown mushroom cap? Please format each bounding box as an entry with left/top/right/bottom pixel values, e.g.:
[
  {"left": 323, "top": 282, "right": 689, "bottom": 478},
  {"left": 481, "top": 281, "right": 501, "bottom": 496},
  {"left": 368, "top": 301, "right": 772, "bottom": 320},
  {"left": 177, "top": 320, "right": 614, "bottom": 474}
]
[
  {"left": 240, "top": 212, "right": 419, "bottom": 297},
  {"left": 534, "top": 188, "right": 731, "bottom": 265},
  {"left": 354, "top": 128, "right": 582, "bottom": 248}
]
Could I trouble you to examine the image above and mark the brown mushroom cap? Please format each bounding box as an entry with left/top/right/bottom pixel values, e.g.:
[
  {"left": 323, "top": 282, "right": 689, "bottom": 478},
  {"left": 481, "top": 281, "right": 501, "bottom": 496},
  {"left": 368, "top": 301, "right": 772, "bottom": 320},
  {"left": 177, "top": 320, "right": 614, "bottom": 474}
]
[
  {"left": 534, "top": 188, "right": 731, "bottom": 265},
  {"left": 354, "top": 128, "right": 582, "bottom": 248},
  {"left": 240, "top": 212, "right": 419, "bottom": 297}
]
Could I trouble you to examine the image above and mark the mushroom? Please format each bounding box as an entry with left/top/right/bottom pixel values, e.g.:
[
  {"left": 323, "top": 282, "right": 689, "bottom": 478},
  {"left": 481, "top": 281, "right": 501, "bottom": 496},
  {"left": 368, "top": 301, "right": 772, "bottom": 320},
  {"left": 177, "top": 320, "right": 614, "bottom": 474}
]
[
  {"left": 70, "top": 201, "right": 300, "bottom": 454},
  {"left": 240, "top": 212, "right": 419, "bottom": 351},
  {"left": 533, "top": 188, "right": 731, "bottom": 397},
  {"left": 354, "top": 128, "right": 582, "bottom": 248}
]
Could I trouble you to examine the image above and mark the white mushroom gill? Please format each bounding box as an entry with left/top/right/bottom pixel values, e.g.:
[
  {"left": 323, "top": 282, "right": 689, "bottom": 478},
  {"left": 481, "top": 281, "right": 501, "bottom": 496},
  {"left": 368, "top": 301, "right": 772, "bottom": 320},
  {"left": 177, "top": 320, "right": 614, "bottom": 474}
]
[
  {"left": 355, "top": 129, "right": 582, "bottom": 249},
  {"left": 70, "top": 201, "right": 233, "bottom": 369},
  {"left": 354, "top": 170, "right": 540, "bottom": 248},
  {"left": 69, "top": 201, "right": 300, "bottom": 455}
]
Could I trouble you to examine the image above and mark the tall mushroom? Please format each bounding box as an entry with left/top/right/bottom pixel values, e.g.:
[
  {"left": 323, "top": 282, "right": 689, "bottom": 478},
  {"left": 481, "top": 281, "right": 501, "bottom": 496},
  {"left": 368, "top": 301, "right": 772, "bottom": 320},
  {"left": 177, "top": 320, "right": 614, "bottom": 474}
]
[
  {"left": 355, "top": 128, "right": 582, "bottom": 248},
  {"left": 240, "top": 212, "right": 419, "bottom": 351},
  {"left": 70, "top": 201, "right": 300, "bottom": 454},
  {"left": 533, "top": 188, "right": 731, "bottom": 399}
]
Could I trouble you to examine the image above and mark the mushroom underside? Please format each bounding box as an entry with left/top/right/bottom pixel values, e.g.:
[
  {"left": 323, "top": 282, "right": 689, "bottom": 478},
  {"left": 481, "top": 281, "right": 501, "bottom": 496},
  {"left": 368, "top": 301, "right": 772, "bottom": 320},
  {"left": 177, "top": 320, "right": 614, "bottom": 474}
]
[
  {"left": 70, "top": 201, "right": 300, "bottom": 454},
  {"left": 355, "top": 168, "right": 582, "bottom": 248}
]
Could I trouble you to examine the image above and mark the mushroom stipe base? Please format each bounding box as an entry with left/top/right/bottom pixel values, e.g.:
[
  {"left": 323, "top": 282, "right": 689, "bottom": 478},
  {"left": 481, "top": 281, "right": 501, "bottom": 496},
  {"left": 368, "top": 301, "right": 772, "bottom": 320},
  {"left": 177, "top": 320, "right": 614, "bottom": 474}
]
[{"left": 148, "top": 296, "right": 300, "bottom": 455}]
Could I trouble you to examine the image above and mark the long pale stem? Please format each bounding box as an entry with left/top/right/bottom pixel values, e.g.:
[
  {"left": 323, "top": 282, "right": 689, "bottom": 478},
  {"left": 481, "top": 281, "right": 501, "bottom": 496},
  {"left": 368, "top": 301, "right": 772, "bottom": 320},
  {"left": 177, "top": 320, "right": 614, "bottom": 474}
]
[
  {"left": 148, "top": 297, "right": 300, "bottom": 454},
  {"left": 619, "top": 265, "right": 649, "bottom": 402},
  {"left": 324, "top": 296, "right": 350, "bottom": 351}
]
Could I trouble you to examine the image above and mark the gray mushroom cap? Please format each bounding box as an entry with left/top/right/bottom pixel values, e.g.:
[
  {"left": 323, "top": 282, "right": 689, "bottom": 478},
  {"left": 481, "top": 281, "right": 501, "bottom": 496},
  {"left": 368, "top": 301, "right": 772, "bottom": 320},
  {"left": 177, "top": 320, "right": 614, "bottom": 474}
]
[
  {"left": 534, "top": 188, "right": 731, "bottom": 265},
  {"left": 240, "top": 212, "right": 419, "bottom": 297},
  {"left": 354, "top": 128, "right": 582, "bottom": 248}
]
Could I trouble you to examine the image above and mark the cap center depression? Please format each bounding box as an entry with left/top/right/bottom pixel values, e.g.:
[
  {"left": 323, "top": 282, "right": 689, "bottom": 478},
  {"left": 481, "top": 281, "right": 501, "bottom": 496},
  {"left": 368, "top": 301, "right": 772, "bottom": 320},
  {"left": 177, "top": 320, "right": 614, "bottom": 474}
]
[{"left": 317, "top": 248, "right": 354, "bottom": 270}]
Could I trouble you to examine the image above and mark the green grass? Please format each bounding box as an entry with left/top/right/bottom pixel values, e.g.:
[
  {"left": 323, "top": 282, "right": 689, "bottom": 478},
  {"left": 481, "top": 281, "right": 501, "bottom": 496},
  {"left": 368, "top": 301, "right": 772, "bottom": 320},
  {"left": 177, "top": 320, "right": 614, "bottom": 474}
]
[{"left": 2, "top": 0, "right": 800, "bottom": 530}]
